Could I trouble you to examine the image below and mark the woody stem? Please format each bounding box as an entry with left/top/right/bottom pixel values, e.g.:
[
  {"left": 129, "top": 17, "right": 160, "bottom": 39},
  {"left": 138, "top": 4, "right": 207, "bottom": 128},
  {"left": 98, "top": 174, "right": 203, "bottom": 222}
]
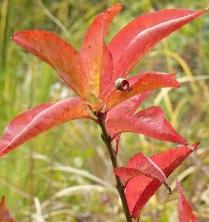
[{"left": 97, "top": 112, "right": 132, "bottom": 222}]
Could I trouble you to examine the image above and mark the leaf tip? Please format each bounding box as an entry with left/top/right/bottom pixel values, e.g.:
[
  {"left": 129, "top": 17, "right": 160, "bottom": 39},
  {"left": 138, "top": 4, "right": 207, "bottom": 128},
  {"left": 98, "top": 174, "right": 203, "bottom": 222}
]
[
  {"left": 0, "top": 195, "right": 5, "bottom": 207},
  {"left": 10, "top": 33, "right": 17, "bottom": 42},
  {"left": 170, "top": 73, "right": 180, "bottom": 88},
  {"left": 186, "top": 141, "right": 200, "bottom": 151},
  {"left": 193, "top": 141, "right": 201, "bottom": 149},
  {"left": 11, "top": 31, "right": 23, "bottom": 45},
  {"left": 113, "top": 3, "right": 123, "bottom": 10}
]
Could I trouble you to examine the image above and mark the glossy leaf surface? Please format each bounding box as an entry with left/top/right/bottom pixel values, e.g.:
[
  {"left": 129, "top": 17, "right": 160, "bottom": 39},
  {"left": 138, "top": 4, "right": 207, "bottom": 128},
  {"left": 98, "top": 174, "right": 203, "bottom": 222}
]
[
  {"left": 106, "top": 92, "right": 151, "bottom": 119},
  {"left": 105, "top": 72, "right": 179, "bottom": 110},
  {"left": 0, "top": 196, "right": 15, "bottom": 222},
  {"left": 12, "top": 30, "right": 86, "bottom": 97},
  {"left": 109, "top": 9, "right": 207, "bottom": 82},
  {"left": 177, "top": 181, "right": 197, "bottom": 222},
  {"left": 107, "top": 105, "right": 187, "bottom": 144},
  {"left": 125, "top": 143, "right": 199, "bottom": 218},
  {"left": 80, "top": 4, "right": 122, "bottom": 100},
  {"left": 115, "top": 152, "right": 167, "bottom": 184},
  {"left": 106, "top": 92, "right": 150, "bottom": 152},
  {"left": 0, "top": 98, "right": 91, "bottom": 157}
]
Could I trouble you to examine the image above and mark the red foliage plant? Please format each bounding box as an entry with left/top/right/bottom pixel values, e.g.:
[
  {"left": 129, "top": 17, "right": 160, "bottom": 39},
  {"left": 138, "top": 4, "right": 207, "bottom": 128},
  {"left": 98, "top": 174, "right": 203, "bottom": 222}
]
[{"left": 0, "top": 3, "right": 208, "bottom": 221}]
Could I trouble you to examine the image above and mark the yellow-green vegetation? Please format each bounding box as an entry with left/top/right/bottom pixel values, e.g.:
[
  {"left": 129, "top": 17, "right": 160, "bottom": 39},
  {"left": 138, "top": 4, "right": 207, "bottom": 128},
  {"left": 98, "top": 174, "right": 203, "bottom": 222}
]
[{"left": 0, "top": 0, "right": 209, "bottom": 221}]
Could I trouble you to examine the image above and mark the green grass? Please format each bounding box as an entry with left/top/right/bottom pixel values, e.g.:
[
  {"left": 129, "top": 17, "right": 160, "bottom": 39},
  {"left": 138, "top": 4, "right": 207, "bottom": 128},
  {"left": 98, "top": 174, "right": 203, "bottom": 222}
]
[{"left": 0, "top": 0, "right": 209, "bottom": 221}]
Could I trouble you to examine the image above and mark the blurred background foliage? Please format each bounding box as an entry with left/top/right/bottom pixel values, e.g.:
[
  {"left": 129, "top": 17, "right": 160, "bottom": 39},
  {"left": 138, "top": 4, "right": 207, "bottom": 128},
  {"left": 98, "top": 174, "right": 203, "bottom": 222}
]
[{"left": 0, "top": 0, "right": 209, "bottom": 221}]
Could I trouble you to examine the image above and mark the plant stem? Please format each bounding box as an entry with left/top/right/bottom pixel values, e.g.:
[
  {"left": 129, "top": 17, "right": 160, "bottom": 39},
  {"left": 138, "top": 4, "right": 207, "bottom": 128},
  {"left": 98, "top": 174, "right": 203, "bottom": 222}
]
[{"left": 97, "top": 112, "right": 132, "bottom": 222}]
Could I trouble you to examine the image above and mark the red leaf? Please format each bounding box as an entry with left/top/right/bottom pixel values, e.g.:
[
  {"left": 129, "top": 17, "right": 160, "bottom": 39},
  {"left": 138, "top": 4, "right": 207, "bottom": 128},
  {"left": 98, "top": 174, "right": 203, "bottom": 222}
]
[
  {"left": 109, "top": 8, "right": 207, "bottom": 82},
  {"left": 12, "top": 30, "right": 86, "bottom": 97},
  {"left": 177, "top": 181, "right": 197, "bottom": 222},
  {"left": 125, "top": 143, "right": 199, "bottom": 218},
  {"left": 105, "top": 72, "right": 179, "bottom": 110},
  {"left": 107, "top": 92, "right": 151, "bottom": 118},
  {"left": 115, "top": 167, "right": 141, "bottom": 184},
  {"left": 106, "top": 106, "right": 186, "bottom": 144},
  {"left": 106, "top": 92, "right": 150, "bottom": 152},
  {"left": 0, "top": 196, "right": 15, "bottom": 222},
  {"left": 0, "top": 98, "right": 91, "bottom": 157},
  {"left": 115, "top": 152, "right": 167, "bottom": 184},
  {"left": 80, "top": 4, "right": 122, "bottom": 100}
]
